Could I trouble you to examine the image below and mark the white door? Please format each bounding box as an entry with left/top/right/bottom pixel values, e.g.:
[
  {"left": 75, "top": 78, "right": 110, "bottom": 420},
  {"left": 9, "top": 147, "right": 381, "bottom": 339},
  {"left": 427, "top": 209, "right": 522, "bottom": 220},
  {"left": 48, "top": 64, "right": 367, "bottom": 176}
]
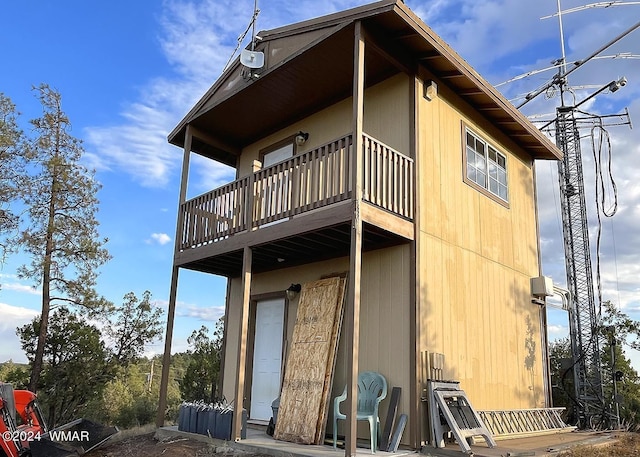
[
  {"left": 250, "top": 298, "right": 285, "bottom": 421},
  {"left": 259, "top": 144, "right": 294, "bottom": 226}
]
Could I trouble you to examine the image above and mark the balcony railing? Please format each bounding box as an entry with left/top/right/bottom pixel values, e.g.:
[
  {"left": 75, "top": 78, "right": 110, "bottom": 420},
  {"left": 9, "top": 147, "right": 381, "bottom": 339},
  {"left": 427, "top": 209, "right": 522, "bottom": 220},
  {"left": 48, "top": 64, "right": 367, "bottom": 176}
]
[{"left": 179, "top": 133, "right": 414, "bottom": 250}]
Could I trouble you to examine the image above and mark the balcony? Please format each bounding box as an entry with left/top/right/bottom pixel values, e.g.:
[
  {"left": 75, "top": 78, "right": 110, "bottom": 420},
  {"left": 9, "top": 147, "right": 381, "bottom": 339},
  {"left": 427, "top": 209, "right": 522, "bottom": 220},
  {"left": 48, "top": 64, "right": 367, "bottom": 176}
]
[{"left": 176, "top": 133, "right": 415, "bottom": 276}]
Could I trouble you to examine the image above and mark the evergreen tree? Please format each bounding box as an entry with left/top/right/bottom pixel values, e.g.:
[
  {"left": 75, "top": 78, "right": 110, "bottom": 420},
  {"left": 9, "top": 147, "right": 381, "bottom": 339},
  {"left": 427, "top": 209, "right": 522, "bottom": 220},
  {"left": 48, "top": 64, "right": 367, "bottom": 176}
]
[
  {"left": 0, "top": 93, "right": 24, "bottom": 259},
  {"left": 17, "top": 85, "right": 111, "bottom": 392},
  {"left": 108, "top": 290, "right": 164, "bottom": 366},
  {"left": 18, "top": 308, "right": 113, "bottom": 426},
  {"left": 179, "top": 318, "right": 224, "bottom": 403},
  {"left": 0, "top": 360, "right": 29, "bottom": 389},
  {"left": 549, "top": 302, "right": 640, "bottom": 429}
]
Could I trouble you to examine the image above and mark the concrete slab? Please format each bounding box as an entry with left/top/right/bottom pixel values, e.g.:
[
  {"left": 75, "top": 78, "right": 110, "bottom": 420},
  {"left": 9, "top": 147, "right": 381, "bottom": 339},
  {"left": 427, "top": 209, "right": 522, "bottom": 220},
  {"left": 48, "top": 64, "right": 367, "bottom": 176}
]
[
  {"left": 423, "top": 431, "right": 615, "bottom": 456},
  {"left": 156, "top": 426, "right": 616, "bottom": 457}
]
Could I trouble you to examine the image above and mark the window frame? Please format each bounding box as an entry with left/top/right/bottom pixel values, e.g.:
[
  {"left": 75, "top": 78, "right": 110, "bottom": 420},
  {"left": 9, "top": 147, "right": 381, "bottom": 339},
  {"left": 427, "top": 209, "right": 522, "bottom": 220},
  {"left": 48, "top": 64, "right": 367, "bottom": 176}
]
[
  {"left": 258, "top": 134, "right": 300, "bottom": 167},
  {"left": 462, "top": 123, "right": 509, "bottom": 207}
]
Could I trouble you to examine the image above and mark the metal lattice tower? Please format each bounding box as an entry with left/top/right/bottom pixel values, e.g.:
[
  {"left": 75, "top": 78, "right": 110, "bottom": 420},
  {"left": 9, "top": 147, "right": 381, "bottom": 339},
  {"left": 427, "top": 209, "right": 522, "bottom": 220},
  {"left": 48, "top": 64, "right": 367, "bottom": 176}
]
[
  {"left": 555, "top": 107, "right": 604, "bottom": 426},
  {"left": 514, "top": 8, "right": 639, "bottom": 428}
]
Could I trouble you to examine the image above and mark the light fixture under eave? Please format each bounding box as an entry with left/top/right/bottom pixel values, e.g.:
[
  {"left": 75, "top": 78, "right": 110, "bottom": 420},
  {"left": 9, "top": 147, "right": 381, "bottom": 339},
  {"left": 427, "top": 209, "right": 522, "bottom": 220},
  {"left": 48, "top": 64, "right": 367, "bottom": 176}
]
[
  {"left": 295, "top": 131, "right": 309, "bottom": 146},
  {"left": 286, "top": 283, "right": 302, "bottom": 300}
]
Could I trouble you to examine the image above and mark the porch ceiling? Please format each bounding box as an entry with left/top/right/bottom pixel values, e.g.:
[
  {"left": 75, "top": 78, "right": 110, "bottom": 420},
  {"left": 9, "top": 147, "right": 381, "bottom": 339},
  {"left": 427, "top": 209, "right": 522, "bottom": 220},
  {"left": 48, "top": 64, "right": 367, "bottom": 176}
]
[
  {"left": 168, "top": 0, "right": 561, "bottom": 165},
  {"left": 180, "top": 221, "right": 407, "bottom": 278}
]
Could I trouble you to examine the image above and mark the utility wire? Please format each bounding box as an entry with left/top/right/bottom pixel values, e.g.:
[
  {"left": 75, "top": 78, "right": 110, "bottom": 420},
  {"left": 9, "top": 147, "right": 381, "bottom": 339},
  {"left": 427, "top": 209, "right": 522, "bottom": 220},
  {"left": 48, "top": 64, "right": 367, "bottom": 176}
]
[
  {"left": 222, "top": 6, "right": 261, "bottom": 73},
  {"left": 591, "top": 122, "right": 618, "bottom": 319}
]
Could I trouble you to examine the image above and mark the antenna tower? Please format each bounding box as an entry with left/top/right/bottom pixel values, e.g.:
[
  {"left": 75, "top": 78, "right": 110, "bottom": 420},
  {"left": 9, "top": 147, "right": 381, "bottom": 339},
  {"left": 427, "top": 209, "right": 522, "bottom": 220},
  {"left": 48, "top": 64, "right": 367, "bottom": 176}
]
[{"left": 518, "top": 2, "right": 638, "bottom": 428}]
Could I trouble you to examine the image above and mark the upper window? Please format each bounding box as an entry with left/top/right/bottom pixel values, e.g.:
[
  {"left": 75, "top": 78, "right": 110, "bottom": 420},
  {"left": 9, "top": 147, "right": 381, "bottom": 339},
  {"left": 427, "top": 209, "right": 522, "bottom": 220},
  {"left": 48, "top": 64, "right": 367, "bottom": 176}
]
[{"left": 465, "top": 128, "right": 508, "bottom": 202}]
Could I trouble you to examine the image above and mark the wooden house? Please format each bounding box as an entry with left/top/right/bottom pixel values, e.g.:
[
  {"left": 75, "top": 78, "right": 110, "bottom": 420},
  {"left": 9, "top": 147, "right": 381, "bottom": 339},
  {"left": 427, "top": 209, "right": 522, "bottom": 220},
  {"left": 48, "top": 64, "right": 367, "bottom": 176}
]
[{"left": 157, "top": 0, "right": 562, "bottom": 453}]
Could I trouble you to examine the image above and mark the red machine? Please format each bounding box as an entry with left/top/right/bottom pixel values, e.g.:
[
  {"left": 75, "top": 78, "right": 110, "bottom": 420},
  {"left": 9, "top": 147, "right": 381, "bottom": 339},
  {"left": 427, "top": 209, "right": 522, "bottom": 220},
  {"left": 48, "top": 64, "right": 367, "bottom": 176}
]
[
  {"left": 0, "top": 383, "right": 46, "bottom": 457},
  {"left": 0, "top": 382, "right": 117, "bottom": 457}
]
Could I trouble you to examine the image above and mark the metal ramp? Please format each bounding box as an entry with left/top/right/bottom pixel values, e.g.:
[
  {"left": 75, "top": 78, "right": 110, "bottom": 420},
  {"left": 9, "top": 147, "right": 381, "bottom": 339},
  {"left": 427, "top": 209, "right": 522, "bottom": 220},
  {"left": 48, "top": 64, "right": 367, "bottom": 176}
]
[
  {"left": 427, "top": 380, "right": 496, "bottom": 454},
  {"left": 478, "top": 408, "right": 576, "bottom": 439}
]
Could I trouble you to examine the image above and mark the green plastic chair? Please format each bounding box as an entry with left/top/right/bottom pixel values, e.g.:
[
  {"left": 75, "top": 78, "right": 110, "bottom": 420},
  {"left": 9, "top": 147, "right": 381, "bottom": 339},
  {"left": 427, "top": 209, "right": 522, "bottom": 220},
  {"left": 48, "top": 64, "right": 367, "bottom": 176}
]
[{"left": 333, "top": 371, "right": 387, "bottom": 453}]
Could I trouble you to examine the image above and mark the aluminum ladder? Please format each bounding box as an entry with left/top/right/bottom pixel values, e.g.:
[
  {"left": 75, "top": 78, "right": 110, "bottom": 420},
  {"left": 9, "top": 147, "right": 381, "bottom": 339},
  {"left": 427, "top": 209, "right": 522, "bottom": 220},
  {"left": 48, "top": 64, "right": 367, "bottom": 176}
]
[
  {"left": 478, "top": 408, "right": 576, "bottom": 439},
  {"left": 427, "top": 380, "right": 496, "bottom": 454}
]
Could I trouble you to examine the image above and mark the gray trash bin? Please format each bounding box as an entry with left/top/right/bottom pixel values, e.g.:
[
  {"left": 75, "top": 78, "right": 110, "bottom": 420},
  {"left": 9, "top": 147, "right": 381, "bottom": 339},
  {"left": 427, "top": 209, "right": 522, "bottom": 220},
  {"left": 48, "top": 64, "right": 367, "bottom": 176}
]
[{"left": 271, "top": 397, "right": 280, "bottom": 425}]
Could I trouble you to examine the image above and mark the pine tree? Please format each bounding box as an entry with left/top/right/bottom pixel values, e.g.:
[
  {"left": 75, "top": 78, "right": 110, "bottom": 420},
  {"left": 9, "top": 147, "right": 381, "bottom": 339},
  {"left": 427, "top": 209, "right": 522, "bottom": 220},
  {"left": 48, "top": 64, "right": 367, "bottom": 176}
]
[
  {"left": 0, "top": 93, "right": 24, "bottom": 259},
  {"left": 18, "top": 85, "right": 111, "bottom": 392}
]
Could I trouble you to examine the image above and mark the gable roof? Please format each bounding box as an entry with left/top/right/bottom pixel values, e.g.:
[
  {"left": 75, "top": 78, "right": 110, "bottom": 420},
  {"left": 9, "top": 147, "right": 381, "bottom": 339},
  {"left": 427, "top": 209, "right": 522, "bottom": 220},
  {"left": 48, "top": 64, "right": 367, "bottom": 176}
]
[{"left": 168, "top": 0, "right": 561, "bottom": 164}]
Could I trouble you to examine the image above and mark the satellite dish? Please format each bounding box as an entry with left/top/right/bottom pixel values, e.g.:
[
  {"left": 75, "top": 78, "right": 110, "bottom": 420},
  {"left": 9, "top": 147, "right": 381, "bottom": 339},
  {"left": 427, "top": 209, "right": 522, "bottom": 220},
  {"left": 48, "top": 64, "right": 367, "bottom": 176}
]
[{"left": 240, "top": 49, "right": 264, "bottom": 69}]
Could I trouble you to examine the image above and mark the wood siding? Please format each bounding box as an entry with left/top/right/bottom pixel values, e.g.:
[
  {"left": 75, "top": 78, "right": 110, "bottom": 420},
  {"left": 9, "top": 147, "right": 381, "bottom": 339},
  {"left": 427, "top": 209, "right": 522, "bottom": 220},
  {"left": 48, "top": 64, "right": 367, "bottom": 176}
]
[
  {"left": 222, "top": 245, "right": 411, "bottom": 443},
  {"left": 218, "top": 70, "right": 545, "bottom": 447},
  {"left": 237, "top": 74, "right": 410, "bottom": 177},
  {"left": 416, "top": 69, "right": 545, "bottom": 410}
]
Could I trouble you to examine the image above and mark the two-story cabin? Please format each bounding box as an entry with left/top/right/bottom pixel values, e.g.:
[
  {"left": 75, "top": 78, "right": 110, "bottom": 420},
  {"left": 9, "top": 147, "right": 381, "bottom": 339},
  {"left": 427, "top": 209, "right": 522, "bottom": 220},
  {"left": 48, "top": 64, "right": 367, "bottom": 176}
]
[{"left": 157, "top": 0, "right": 562, "bottom": 453}]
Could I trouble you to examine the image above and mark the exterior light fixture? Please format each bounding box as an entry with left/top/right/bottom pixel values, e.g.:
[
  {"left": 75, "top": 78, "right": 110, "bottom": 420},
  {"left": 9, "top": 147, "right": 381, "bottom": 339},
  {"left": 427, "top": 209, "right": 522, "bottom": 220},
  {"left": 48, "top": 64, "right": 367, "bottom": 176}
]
[
  {"left": 423, "top": 80, "right": 438, "bottom": 101},
  {"left": 286, "top": 283, "right": 302, "bottom": 300},
  {"left": 295, "top": 131, "right": 309, "bottom": 146}
]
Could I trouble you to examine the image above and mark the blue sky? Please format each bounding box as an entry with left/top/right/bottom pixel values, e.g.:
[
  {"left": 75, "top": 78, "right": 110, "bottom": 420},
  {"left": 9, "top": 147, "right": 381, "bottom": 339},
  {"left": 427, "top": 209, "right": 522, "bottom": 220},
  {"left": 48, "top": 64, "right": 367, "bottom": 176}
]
[{"left": 1, "top": 0, "right": 640, "bottom": 372}]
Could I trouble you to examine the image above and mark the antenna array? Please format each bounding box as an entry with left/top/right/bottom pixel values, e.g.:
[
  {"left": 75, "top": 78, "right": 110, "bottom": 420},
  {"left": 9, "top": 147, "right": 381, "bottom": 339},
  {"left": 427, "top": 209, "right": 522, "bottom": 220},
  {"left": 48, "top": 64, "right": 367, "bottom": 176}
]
[{"left": 513, "top": 2, "right": 638, "bottom": 429}]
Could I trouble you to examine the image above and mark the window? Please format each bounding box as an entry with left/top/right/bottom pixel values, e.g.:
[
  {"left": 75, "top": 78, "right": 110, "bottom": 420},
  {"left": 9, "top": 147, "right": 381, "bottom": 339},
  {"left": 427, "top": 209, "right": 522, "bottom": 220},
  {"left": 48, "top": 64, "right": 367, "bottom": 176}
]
[{"left": 465, "top": 128, "right": 508, "bottom": 202}]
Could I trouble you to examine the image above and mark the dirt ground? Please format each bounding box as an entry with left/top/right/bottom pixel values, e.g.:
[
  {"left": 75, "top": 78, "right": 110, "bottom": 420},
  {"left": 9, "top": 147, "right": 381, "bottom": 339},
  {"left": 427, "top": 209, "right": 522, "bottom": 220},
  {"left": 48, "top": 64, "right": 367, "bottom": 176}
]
[
  {"left": 558, "top": 432, "right": 640, "bottom": 457},
  {"left": 86, "top": 432, "right": 219, "bottom": 457},
  {"left": 85, "top": 431, "right": 275, "bottom": 457}
]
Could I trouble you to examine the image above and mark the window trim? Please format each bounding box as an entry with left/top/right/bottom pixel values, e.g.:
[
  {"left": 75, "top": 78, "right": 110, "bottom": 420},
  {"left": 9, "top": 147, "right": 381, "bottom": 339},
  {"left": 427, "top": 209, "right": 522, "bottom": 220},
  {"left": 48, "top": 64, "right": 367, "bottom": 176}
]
[
  {"left": 461, "top": 123, "right": 510, "bottom": 208},
  {"left": 258, "top": 134, "right": 300, "bottom": 167}
]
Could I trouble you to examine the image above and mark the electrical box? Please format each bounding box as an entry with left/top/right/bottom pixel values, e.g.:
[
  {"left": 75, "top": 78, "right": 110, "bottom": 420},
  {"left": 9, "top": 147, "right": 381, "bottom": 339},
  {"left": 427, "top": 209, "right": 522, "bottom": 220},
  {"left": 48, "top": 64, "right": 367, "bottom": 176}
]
[{"left": 530, "top": 276, "right": 554, "bottom": 297}]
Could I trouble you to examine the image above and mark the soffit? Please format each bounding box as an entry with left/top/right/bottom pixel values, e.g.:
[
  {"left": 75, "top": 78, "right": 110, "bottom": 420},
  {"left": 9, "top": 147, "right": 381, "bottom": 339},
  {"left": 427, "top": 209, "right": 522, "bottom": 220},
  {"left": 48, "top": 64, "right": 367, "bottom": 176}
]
[{"left": 168, "top": 0, "right": 561, "bottom": 164}]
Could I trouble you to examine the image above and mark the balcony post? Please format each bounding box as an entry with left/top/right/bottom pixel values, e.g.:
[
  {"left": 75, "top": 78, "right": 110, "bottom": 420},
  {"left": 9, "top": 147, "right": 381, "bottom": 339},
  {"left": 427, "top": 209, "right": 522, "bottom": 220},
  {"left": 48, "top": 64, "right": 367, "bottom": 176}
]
[
  {"left": 247, "top": 172, "right": 256, "bottom": 230},
  {"left": 344, "top": 20, "right": 365, "bottom": 457},
  {"left": 409, "top": 75, "right": 421, "bottom": 448},
  {"left": 157, "top": 124, "right": 192, "bottom": 427},
  {"left": 232, "top": 245, "right": 252, "bottom": 440}
]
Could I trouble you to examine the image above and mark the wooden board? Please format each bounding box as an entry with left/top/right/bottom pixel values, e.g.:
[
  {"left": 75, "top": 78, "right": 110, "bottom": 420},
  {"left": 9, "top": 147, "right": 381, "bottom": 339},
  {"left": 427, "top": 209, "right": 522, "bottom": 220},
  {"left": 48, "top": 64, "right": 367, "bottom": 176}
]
[
  {"left": 380, "top": 387, "right": 401, "bottom": 451},
  {"left": 315, "top": 275, "right": 347, "bottom": 444},
  {"left": 274, "top": 277, "right": 346, "bottom": 444},
  {"left": 388, "top": 413, "right": 408, "bottom": 452}
]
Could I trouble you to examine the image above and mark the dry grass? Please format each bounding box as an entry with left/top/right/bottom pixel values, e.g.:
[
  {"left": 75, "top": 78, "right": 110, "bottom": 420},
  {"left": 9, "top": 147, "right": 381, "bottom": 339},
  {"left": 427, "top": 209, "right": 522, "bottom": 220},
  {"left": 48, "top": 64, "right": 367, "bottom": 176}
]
[{"left": 558, "top": 433, "right": 640, "bottom": 456}]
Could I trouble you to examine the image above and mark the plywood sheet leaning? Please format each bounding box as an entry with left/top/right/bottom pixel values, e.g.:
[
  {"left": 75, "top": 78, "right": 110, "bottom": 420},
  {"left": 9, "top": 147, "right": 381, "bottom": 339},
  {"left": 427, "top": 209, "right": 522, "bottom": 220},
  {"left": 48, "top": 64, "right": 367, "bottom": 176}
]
[
  {"left": 314, "top": 274, "right": 346, "bottom": 444},
  {"left": 274, "top": 276, "right": 346, "bottom": 444}
]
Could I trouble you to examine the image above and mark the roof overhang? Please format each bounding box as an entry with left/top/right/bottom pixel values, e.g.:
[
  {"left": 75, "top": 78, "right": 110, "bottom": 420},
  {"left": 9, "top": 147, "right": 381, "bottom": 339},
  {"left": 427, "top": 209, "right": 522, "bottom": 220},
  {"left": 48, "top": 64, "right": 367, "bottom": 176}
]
[{"left": 168, "top": 0, "right": 561, "bottom": 164}]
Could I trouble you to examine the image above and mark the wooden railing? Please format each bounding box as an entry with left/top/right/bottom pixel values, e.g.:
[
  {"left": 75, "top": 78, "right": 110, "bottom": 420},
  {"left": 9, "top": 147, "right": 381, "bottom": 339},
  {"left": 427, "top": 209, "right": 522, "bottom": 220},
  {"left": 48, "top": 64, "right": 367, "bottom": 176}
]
[
  {"left": 180, "top": 177, "right": 251, "bottom": 248},
  {"left": 253, "top": 135, "right": 353, "bottom": 226},
  {"left": 179, "top": 133, "right": 414, "bottom": 250},
  {"left": 363, "top": 133, "right": 414, "bottom": 220}
]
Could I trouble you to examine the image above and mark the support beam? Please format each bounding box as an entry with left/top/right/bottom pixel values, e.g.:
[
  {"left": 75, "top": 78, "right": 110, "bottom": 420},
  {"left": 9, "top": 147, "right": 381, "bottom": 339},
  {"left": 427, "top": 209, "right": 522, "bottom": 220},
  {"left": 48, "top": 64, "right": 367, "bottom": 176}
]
[
  {"left": 232, "top": 246, "right": 252, "bottom": 441},
  {"left": 409, "top": 75, "right": 420, "bottom": 449},
  {"left": 156, "top": 125, "right": 193, "bottom": 427},
  {"left": 156, "top": 266, "right": 180, "bottom": 427},
  {"left": 344, "top": 20, "right": 365, "bottom": 457}
]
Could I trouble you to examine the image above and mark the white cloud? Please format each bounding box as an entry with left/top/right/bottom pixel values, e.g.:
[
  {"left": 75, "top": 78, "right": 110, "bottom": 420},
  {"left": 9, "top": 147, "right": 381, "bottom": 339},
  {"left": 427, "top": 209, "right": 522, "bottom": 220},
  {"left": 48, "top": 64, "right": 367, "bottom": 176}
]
[
  {"left": 177, "top": 305, "right": 225, "bottom": 323},
  {"left": 154, "top": 299, "right": 224, "bottom": 323},
  {"left": 148, "top": 233, "right": 172, "bottom": 245},
  {"left": 547, "top": 324, "right": 568, "bottom": 340},
  {"left": 189, "top": 155, "right": 236, "bottom": 196},
  {"left": 1, "top": 282, "right": 41, "bottom": 296},
  {"left": 82, "top": 0, "right": 377, "bottom": 189},
  {"left": 0, "top": 303, "right": 38, "bottom": 363}
]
